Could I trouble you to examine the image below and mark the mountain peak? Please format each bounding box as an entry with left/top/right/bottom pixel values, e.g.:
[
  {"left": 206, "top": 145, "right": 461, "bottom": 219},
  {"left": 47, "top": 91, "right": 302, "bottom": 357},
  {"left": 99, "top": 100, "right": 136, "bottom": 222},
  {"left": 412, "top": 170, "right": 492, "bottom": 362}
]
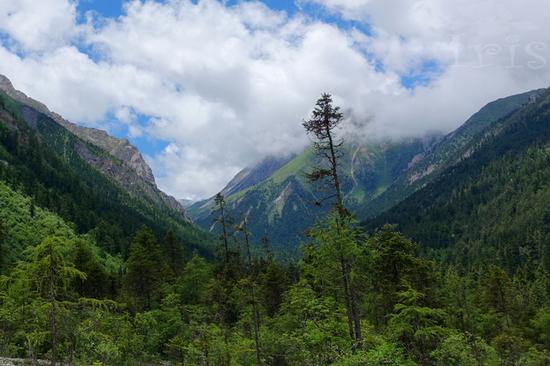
[{"left": 0, "top": 74, "right": 156, "bottom": 185}]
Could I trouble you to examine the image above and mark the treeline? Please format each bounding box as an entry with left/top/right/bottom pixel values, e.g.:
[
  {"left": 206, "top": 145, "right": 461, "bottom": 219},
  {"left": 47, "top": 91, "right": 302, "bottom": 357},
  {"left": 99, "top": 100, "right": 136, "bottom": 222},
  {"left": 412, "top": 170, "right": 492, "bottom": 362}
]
[{"left": 1, "top": 203, "right": 549, "bottom": 365}]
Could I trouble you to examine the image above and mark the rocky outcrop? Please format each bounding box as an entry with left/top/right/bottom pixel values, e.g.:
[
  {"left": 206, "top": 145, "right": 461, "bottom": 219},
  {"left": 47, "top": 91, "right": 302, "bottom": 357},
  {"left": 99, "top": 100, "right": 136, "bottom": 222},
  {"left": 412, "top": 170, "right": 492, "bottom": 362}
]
[
  {"left": 61, "top": 125, "right": 156, "bottom": 184},
  {"left": 0, "top": 74, "right": 155, "bottom": 184},
  {"left": 74, "top": 141, "right": 190, "bottom": 220},
  {"left": 0, "top": 74, "right": 189, "bottom": 221}
]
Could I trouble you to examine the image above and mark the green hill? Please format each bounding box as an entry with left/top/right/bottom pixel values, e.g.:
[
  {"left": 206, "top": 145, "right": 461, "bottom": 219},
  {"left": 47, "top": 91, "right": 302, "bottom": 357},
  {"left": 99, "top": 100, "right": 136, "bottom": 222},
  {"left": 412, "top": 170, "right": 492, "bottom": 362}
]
[{"left": 362, "top": 89, "right": 546, "bottom": 218}]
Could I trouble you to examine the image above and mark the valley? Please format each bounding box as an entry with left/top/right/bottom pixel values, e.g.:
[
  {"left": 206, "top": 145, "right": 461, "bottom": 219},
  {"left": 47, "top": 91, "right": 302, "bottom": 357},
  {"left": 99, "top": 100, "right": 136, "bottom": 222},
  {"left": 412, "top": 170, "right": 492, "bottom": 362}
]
[{"left": 0, "top": 3, "right": 549, "bottom": 362}]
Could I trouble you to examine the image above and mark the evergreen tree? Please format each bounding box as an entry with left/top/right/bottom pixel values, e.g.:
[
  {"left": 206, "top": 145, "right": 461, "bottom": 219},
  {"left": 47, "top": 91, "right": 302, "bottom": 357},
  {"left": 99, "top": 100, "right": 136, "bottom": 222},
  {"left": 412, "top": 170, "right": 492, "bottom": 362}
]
[
  {"left": 214, "top": 193, "right": 232, "bottom": 263},
  {"left": 388, "top": 287, "right": 447, "bottom": 365},
  {"left": 70, "top": 238, "right": 111, "bottom": 299},
  {"left": 177, "top": 253, "right": 212, "bottom": 305},
  {"left": 258, "top": 259, "right": 288, "bottom": 317},
  {"left": 303, "top": 93, "right": 362, "bottom": 343},
  {"left": 303, "top": 93, "right": 346, "bottom": 217},
  {"left": 235, "top": 217, "right": 262, "bottom": 365},
  {"left": 163, "top": 229, "right": 185, "bottom": 276},
  {"left": 124, "top": 226, "right": 169, "bottom": 311},
  {"left": 481, "top": 265, "right": 512, "bottom": 328},
  {"left": 16, "top": 236, "right": 85, "bottom": 365},
  {"left": 366, "top": 225, "right": 436, "bottom": 326}
]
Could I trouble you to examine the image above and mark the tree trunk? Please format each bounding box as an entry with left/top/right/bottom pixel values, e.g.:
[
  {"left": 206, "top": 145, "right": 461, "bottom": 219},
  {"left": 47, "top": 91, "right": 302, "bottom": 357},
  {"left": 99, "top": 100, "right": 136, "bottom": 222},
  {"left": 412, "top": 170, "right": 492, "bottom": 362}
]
[
  {"left": 326, "top": 124, "right": 362, "bottom": 344},
  {"left": 340, "top": 256, "right": 355, "bottom": 340},
  {"left": 325, "top": 125, "right": 345, "bottom": 217},
  {"left": 350, "top": 274, "right": 363, "bottom": 345},
  {"left": 27, "top": 338, "right": 37, "bottom": 366},
  {"left": 219, "top": 201, "right": 230, "bottom": 264}
]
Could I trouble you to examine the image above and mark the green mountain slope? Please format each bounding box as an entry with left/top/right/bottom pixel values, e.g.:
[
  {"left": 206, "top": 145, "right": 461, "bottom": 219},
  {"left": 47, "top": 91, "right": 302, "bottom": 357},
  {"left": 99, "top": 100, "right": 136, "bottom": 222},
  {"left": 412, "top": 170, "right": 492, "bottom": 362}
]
[
  {"left": 362, "top": 89, "right": 546, "bottom": 217},
  {"left": 366, "top": 88, "right": 550, "bottom": 271},
  {"left": 0, "top": 90, "right": 210, "bottom": 257},
  {"left": 189, "top": 138, "right": 435, "bottom": 250},
  {"left": 0, "top": 178, "right": 122, "bottom": 277}
]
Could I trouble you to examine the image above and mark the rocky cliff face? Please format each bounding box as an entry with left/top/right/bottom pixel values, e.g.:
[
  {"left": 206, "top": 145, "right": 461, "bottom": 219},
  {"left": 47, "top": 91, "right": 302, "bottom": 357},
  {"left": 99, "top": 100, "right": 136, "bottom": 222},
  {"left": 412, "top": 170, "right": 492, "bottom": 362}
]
[
  {"left": 0, "top": 74, "right": 189, "bottom": 220},
  {"left": 60, "top": 124, "right": 156, "bottom": 184},
  {"left": 0, "top": 74, "right": 155, "bottom": 184}
]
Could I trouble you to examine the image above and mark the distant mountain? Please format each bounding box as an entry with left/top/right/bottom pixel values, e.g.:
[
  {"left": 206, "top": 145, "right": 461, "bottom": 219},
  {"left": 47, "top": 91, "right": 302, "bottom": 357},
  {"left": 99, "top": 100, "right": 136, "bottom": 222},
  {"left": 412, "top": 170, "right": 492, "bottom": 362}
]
[
  {"left": 188, "top": 138, "right": 437, "bottom": 250},
  {"left": 178, "top": 198, "right": 197, "bottom": 208},
  {"left": 189, "top": 88, "right": 547, "bottom": 251},
  {"left": 223, "top": 155, "right": 296, "bottom": 197},
  {"left": 0, "top": 76, "right": 208, "bottom": 256},
  {"left": 366, "top": 87, "right": 550, "bottom": 272}
]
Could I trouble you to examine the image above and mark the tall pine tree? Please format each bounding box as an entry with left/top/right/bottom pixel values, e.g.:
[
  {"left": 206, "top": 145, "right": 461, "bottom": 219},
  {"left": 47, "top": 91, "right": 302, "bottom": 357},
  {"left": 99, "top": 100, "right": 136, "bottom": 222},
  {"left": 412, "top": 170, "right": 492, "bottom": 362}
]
[
  {"left": 124, "top": 227, "right": 169, "bottom": 311},
  {"left": 303, "top": 93, "right": 362, "bottom": 344}
]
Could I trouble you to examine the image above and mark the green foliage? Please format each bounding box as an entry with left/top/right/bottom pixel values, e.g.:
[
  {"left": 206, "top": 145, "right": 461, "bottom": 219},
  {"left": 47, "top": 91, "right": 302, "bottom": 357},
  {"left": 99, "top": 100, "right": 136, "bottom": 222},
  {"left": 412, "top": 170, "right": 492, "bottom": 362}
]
[
  {"left": 71, "top": 238, "right": 113, "bottom": 299},
  {"left": 388, "top": 287, "right": 448, "bottom": 364},
  {"left": 368, "top": 92, "right": 550, "bottom": 273},
  {"left": 431, "top": 333, "right": 498, "bottom": 366},
  {"left": 176, "top": 253, "right": 212, "bottom": 305},
  {"left": 124, "top": 227, "right": 170, "bottom": 311},
  {"left": 532, "top": 307, "right": 550, "bottom": 347},
  {"left": 2, "top": 235, "right": 86, "bottom": 363},
  {"left": 365, "top": 225, "right": 436, "bottom": 326},
  {"left": 334, "top": 342, "right": 418, "bottom": 366},
  {"left": 266, "top": 279, "right": 352, "bottom": 365},
  {"left": 163, "top": 229, "right": 185, "bottom": 276}
]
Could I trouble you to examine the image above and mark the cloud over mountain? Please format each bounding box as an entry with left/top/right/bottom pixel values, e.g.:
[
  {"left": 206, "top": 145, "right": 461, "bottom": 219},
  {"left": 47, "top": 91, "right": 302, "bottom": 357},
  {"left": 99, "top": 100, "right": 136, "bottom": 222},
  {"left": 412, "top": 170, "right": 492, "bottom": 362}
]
[{"left": 0, "top": 0, "right": 549, "bottom": 199}]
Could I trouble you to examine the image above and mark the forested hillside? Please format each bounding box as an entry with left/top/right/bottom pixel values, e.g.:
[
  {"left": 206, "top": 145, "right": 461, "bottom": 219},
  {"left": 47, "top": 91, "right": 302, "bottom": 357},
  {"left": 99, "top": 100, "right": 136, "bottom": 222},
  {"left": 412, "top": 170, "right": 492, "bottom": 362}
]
[
  {"left": 367, "top": 89, "right": 550, "bottom": 272},
  {"left": 190, "top": 89, "right": 545, "bottom": 251},
  {"left": 2, "top": 174, "right": 550, "bottom": 365},
  {"left": 0, "top": 90, "right": 208, "bottom": 257},
  {"left": 361, "top": 89, "right": 546, "bottom": 218}
]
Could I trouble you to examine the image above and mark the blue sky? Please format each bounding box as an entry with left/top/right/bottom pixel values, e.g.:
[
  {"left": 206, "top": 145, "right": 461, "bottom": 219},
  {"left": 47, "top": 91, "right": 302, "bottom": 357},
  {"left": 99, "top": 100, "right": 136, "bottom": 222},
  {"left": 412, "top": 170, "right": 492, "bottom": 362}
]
[
  {"left": 78, "top": 0, "right": 298, "bottom": 19},
  {"left": 77, "top": 0, "right": 126, "bottom": 18},
  {"left": 74, "top": 0, "right": 359, "bottom": 157}
]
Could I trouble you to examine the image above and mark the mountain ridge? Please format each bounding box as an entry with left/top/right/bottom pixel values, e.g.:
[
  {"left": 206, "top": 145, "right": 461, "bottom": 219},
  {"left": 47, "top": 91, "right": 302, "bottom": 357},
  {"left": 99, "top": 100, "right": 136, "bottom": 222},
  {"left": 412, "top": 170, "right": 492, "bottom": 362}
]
[
  {"left": 365, "top": 87, "right": 550, "bottom": 270},
  {"left": 0, "top": 82, "right": 209, "bottom": 256},
  {"left": 0, "top": 74, "right": 188, "bottom": 220}
]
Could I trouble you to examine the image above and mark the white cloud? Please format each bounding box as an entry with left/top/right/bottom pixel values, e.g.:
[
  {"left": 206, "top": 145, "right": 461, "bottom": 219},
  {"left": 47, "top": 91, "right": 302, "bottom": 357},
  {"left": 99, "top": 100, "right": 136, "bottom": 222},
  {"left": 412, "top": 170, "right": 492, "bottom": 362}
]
[
  {"left": 0, "top": 0, "right": 549, "bottom": 199},
  {"left": 0, "top": 0, "right": 80, "bottom": 52}
]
